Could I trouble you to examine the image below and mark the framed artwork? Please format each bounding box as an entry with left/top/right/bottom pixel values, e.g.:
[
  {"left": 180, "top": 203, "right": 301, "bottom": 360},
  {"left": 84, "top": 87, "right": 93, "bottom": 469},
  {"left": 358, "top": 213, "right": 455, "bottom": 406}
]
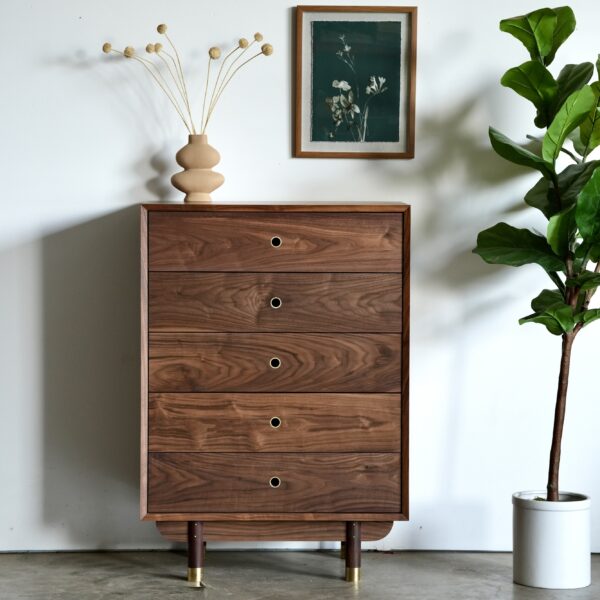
[{"left": 294, "top": 5, "right": 417, "bottom": 159}]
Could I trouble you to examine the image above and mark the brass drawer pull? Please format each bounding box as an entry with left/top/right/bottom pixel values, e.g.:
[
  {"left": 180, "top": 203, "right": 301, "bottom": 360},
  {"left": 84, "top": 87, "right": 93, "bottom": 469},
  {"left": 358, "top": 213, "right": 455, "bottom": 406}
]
[
  {"left": 269, "top": 476, "right": 281, "bottom": 488},
  {"left": 270, "top": 416, "right": 282, "bottom": 429},
  {"left": 270, "top": 296, "right": 282, "bottom": 309},
  {"left": 270, "top": 236, "right": 282, "bottom": 248},
  {"left": 269, "top": 357, "right": 281, "bottom": 369}
]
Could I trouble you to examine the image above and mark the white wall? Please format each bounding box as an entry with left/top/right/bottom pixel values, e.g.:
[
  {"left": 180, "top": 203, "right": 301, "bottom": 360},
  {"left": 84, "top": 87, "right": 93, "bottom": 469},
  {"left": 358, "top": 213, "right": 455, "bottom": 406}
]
[{"left": 1, "top": 0, "right": 599, "bottom": 552}]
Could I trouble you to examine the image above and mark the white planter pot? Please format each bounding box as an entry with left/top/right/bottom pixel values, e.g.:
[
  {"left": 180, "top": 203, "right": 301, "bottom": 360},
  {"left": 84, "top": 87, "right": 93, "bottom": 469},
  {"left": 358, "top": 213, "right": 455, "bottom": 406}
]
[{"left": 513, "top": 491, "right": 591, "bottom": 589}]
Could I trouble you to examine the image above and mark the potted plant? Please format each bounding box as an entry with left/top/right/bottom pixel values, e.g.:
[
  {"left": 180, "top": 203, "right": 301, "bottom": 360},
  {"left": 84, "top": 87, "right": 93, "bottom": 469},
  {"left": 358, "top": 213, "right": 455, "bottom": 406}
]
[{"left": 474, "top": 6, "right": 599, "bottom": 590}]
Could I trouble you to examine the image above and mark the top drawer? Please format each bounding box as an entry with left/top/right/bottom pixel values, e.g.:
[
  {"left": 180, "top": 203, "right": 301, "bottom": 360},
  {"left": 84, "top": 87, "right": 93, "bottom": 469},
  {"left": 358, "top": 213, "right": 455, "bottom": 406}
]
[{"left": 148, "top": 212, "right": 403, "bottom": 272}]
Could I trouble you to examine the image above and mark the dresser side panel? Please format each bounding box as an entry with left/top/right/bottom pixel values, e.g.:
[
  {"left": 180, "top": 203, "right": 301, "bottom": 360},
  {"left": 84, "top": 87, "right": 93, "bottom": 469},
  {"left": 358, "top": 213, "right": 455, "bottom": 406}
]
[{"left": 140, "top": 206, "right": 149, "bottom": 519}]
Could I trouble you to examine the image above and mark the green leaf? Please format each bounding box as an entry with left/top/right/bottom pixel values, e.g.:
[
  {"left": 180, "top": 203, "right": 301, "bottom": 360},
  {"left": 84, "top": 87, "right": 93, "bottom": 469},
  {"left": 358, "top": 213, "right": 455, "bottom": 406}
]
[
  {"left": 521, "top": 289, "right": 575, "bottom": 334},
  {"left": 578, "top": 308, "right": 600, "bottom": 326},
  {"left": 545, "top": 6, "right": 576, "bottom": 65},
  {"left": 553, "top": 63, "right": 594, "bottom": 115},
  {"left": 578, "top": 82, "right": 600, "bottom": 158},
  {"left": 531, "top": 288, "right": 564, "bottom": 312},
  {"left": 501, "top": 61, "right": 557, "bottom": 127},
  {"left": 590, "top": 245, "right": 600, "bottom": 262},
  {"left": 547, "top": 205, "right": 576, "bottom": 257},
  {"left": 489, "top": 127, "right": 553, "bottom": 177},
  {"left": 597, "top": 54, "right": 600, "bottom": 78},
  {"left": 542, "top": 86, "right": 595, "bottom": 163},
  {"left": 575, "top": 168, "right": 600, "bottom": 244},
  {"left": 566, "top": 272, "right": 600, "bottom": 291},
  {"left": 519, "top": 312, "right": 564, "bottom": 335},
  {"left": 548, "top": 303, "right": 576, "bottom": 332},
  {"left": 500, "top": 8, "right": 557, "bottom": 62},
  {"left": 524, "top": 161, "right": 600, "bottom": 218},
  {"left": 474, "top": 222, "right": 565, "bottom": 272},
  {"left": 525, "top": 177, "right": 559, "bottom": 218},
  {"left": 559, "top": 161, "right": 600, "bottom": 206}
]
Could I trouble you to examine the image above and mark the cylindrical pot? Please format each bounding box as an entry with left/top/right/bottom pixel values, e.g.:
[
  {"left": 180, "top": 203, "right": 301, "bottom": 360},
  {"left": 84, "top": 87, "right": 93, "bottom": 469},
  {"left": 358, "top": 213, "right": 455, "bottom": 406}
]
[
  {"left": 513, "top": 491, "right": 590, "bottom": 589},
  {"left": 171, "top": 134, "right": 224, "bottom": 203}
]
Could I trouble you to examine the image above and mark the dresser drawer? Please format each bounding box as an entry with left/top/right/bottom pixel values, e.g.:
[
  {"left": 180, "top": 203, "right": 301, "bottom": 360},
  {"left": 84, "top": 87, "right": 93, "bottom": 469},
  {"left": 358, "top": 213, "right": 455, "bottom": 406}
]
[
  {"left": 148, "top": 393, "right": 401, "bottom": 452},
  {"left": 149, "top": 273, "right": 402, "bottom": 333},
  {"left": 148, "top": 213, "right": 403, "bottom": 272},
  {"left": 148, "top": 333, "right": 401, "bottom": 393},
  {"left": 148, "top": 453, "right": 401, "bottom": 513}
]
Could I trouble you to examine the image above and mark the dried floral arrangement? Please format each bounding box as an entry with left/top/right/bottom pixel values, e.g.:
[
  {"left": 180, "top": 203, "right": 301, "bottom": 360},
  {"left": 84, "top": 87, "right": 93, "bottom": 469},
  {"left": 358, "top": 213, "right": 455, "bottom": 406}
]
[{"left": 102, "top": 24, "right": 273, "bottom": 134}]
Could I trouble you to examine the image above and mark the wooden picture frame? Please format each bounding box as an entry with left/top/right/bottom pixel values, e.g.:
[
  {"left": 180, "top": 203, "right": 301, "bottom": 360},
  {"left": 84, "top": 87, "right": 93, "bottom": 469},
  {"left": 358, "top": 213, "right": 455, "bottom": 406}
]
[{"left": 294, "top": 5, "right": 417, "bottom": 159}]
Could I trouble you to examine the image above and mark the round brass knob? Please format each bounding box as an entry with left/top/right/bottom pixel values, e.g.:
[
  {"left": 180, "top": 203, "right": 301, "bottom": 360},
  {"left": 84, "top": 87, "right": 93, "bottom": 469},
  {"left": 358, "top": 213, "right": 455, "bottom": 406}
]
[
  {"left": 270, "top": 416, "right": 282, "bottom": 429},
  {"left": 269, "top": 476, "right": 281, "bottom": 488},
  {"left": 271, "top": 236, "right": 282, "bottom": 248},
  {"left": 270, "top": 357, "right": 281, "bottom": 369},
  {"left": 270, "top": 296, "right": 282, "bottom": 309}
]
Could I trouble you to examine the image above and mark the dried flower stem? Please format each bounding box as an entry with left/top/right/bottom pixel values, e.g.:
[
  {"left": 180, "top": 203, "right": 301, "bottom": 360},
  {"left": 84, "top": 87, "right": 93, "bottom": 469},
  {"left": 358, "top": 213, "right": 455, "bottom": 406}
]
[
  {"left": 155, "top": 52, "right": 185, "bottom": 100},
  {"left": 201, "top": 56, "right": 212, "bottom": 132},
  {"left": 209, "top": 40, "right": 255, "bottom": 115},
  {"left": 111, "top": 49, "right": 191, "bottom": 132},
  {"left": 136, "top": 55, "right": 191, "bottom": 129},
  {"left": 203, "top": 46, "right": 240, "bottom": 131},
  {"left": 203, "top": 51, "right": 262, "bottom": 132},
  {"left": 159, "top": 48, "right": 196, "bottom": 132},
  {"left": 164, "top": 33, "right": 195, "bottom": 133}
]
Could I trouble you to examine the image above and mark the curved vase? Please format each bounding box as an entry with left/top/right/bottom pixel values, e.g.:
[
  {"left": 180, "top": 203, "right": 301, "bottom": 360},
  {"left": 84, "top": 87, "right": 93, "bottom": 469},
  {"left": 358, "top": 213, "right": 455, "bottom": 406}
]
[{"left": 171, "top": 134, "right": 224, "bottom": 203}]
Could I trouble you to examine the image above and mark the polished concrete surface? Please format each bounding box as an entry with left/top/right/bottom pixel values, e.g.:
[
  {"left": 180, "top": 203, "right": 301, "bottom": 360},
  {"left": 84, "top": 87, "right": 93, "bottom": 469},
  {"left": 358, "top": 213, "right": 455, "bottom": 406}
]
[{"left": 0, "top": 550, "right": 598, "bottom": 599}]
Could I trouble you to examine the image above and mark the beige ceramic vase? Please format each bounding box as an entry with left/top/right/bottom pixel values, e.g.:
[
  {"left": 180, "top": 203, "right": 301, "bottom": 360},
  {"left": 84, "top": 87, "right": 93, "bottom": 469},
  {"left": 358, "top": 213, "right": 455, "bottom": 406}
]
[{"left": 171, "top": 134, "right": 224, "bottom": 203}]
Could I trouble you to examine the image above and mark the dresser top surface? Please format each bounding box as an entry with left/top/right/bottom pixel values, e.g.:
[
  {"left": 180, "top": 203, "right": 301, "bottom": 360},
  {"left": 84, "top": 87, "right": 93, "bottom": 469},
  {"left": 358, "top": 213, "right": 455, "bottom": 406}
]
[{"left": 141, "top": 202, "right": 409, "bottom": 213}]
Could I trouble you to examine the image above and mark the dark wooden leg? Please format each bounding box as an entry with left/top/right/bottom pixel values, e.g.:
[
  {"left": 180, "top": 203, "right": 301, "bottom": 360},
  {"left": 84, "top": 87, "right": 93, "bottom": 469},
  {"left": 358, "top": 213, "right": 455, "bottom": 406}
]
[
  {"left": 187, "top": 521, "right": 204, "bottom": 587},
  {"left": 345, "top": 521, "right": 361, "bottom": 582},
  {"left": 340, "top": 540, "right": 346, "bottom": 559}
]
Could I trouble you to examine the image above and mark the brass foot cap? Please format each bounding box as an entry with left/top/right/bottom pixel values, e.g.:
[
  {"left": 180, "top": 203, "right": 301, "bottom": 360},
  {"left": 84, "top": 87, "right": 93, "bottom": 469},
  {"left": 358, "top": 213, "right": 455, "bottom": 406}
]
[
  {"left": 345, "top": 567, "right": 361, "bottom": 583},
  {"left": 187, "top": 567, "right": 203, "bottom": 588}
]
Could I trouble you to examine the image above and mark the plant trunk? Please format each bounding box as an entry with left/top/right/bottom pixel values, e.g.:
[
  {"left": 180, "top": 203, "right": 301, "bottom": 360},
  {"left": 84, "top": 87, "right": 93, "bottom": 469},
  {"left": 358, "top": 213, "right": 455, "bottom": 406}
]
[{"left": 546, "top": 332, "right": 576, "bottom": 501}]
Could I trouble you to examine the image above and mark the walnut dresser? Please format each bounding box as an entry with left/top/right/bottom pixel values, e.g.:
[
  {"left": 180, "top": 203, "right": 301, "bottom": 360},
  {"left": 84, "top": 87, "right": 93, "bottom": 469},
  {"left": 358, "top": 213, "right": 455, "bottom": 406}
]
[{"left": 140, "top": 203, "right": 410, "bottom": 586}]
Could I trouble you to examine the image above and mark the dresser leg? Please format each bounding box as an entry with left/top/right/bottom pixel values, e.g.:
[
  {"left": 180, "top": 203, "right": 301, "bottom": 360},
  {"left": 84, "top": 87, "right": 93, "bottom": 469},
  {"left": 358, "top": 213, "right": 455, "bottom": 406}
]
[
  {"left": 187, "top": 521, "right": 204, "bottom": 588},
  {"left": 340, "top": 540, "right": 346, "bottom": 559},
  {"left": 345, "top": 521, "right": 361, "bottom": 583}
]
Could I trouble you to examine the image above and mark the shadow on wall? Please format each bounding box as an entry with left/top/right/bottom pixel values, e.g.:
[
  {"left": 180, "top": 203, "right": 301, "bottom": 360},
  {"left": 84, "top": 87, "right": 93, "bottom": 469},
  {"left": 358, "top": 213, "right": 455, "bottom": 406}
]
[
  {"left": 375, "top": 90, "right": 536, "bottom": 550},
  {"left": 41, "top": 206, "right": 157, "bottom": 546}
]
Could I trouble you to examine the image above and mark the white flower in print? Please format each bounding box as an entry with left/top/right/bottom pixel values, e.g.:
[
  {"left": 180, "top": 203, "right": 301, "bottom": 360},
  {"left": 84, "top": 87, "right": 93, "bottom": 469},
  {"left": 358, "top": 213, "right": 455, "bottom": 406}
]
[{"left": 332, "top": 80, "right": 351, "bottom": 91}]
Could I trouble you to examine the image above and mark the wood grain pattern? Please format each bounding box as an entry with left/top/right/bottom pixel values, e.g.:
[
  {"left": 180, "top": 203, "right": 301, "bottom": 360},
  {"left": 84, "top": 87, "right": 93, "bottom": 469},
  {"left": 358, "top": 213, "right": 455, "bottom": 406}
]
[
  {"left": 148, "top": 213, "right": 403, "bottom": 272},
  {"left": 156, "top": 520, "right": 393, "bottom": 542},
  {"left": 140, "top": 206, "right": 148, "bottom": 518},
  {"left": 148, "top": 393, "right": 401, "bottom": 452},
  {"left": 148, "top": 453, "right": 401, "bottom": 513},
  {"left": 148, "top": 333, "right": 401, "bottom": 393},
  {"left": 142, "top": 203, "right": 409, "bottom": 213},
  {"left": 401, "top": 205, "right": 411, "bottom": 518},
  {"left": 145, "top": 511, "right": 405, "bottom": 522},
  {"left": 149, "top": 273, "right": 402, "bottom": 333}
]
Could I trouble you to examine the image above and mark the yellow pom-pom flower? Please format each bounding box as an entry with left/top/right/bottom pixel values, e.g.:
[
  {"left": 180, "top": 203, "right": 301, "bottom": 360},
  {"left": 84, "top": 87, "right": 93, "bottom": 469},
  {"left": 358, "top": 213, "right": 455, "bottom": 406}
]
[
  {"left": 145, "top": 43, "right": 155, "bottom": 53},
  {"left": 124, "top": 46, "right": 135, "bottom": 58},
  {"left": 154, "top": 42, "right": 163, "bottom": 52},
  {"left": 209, "top": 46, "right": 221, "bottom": 59},
  {"left": 157, "top": 24, "right": 167, "bottom": 34},
  {"left": 261, "top": 43, "right": 273, "bottom": 56},
  {"left": 239, "top": 38, "right": 249, "bottom": 49},
  {"left": 102, "top": 42, "right": 112, "bottom": 53},
  {"left": 254, "top": 32, "right": 263, "bottom": 42}
]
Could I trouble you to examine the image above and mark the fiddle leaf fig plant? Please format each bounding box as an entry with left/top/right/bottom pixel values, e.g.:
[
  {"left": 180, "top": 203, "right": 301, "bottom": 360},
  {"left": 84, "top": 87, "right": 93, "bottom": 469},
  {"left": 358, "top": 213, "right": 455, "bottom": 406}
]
[{"left": 474, "top": 6, "right": 600, "bottom": 501}]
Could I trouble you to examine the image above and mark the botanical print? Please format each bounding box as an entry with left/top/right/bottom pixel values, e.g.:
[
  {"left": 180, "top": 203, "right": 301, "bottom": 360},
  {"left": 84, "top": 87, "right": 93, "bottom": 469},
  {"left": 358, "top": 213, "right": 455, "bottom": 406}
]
[{"left": 311, "top": 21, "right": 401, "bottom": 143}]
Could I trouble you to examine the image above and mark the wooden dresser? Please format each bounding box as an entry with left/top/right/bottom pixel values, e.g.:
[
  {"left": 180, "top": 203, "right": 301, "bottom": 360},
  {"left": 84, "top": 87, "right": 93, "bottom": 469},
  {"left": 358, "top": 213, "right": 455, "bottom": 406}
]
[{"left": 140, "top": 203, "right": 409, "bottom": 586}]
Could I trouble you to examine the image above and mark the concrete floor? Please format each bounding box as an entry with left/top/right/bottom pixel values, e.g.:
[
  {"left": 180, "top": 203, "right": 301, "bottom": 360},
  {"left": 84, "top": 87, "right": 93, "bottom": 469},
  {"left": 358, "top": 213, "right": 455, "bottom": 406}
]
[{"left": 0, "top": 551, "right": 598, "bottom": 600}]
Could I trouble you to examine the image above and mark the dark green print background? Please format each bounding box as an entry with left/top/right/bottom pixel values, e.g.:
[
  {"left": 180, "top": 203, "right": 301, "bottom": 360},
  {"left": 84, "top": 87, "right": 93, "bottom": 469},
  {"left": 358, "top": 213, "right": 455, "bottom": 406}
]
[{"left": 311, "top": 21, "right": 401, "bottom": 142}]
